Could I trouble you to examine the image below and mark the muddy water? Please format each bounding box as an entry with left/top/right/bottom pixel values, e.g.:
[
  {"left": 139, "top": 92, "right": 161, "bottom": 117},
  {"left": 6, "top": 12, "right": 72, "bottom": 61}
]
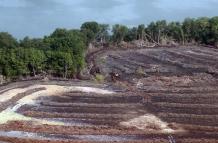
[{"left": 0, "top": 131, "right": 160, "bottom": 142}]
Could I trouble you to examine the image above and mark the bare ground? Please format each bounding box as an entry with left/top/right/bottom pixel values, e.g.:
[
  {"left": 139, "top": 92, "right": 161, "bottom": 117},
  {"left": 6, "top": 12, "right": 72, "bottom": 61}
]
[{"left": 1, "top": 46, "right": 218, "bottom": 142}]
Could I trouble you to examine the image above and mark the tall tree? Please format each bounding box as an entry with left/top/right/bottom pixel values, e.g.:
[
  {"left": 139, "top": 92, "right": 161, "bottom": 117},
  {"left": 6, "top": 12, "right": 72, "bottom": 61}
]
[
  {"left": 0, "top": 32, "right": 18, "bottom": 49},
  {"left": 23, "top": 48, "right": 46, "bottom": 76},
  {"left": 194, "top": 17, "right": 210, "bottom": 44},
  {"left": 97, "top": 24, "right": 110, "bottom": 43},
  {"left": 112, "top": 24, "right": 128, "bottom": 43},
  {"left": 146, "top": 20, "right": 167, "bottom": 44},
  {"left": 20, "top": 36, "right": 50, "bottom": 50},
  {"left": 209, "top": 17, "right": 218, "bottom": 45},
  {"left": 137, "top": 24, "right": 145, "bottom": 40},
  {"left": 49, "top": 28, "right": 85, "bottom": 75},
  {"left": 81, "top": 22, "right": 100, "bottom": 44},
  {"left": 124, "top": 27, "right": 138, "bottom": 42},
  {"left": 45, "top": 51, "right": 74, "bottom": 78},
  {"left": 182, "top": 18, "right": 195, "bottom": 43},
  {"left": 167, "top": 22, "right": 184, "bottom": 44}
]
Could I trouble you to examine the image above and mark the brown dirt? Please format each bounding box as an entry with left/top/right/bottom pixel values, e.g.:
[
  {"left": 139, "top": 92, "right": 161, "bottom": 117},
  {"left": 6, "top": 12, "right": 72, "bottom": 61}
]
[{"left": 1, "top": 46, "right": 218, "bottom": 142}]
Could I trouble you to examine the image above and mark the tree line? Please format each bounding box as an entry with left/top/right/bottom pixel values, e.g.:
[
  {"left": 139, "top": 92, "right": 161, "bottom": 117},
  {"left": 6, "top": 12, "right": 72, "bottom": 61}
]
[
  {"left": 79, "top": 16, "right": 218, "bottom": 46},
  {"left": 111, "top": 17, "right": 218, "bottom": 46},
  {"left": 0, "top": 29, "right": 86, "bottom": 79},
  {"left": 0, "top": 16, "right": 218, "bottom": 79}
]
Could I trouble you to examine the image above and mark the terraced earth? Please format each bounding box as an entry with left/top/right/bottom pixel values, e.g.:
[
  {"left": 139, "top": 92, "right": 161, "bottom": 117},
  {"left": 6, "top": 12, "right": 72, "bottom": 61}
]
[{"left": 0, "top": 46, "right": 218, "bottom": 143}]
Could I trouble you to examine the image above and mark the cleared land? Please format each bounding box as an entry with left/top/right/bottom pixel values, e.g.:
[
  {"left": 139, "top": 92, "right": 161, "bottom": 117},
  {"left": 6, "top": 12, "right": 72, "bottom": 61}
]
[{"left": 0, "top": 46, "right": 218, "bottom": 142}]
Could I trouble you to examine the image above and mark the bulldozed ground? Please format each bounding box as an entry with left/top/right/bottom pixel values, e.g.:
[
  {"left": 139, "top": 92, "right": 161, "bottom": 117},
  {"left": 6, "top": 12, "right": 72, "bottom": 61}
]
[{"left": 0, "top": 46, "right": 218, "bottom": 143}]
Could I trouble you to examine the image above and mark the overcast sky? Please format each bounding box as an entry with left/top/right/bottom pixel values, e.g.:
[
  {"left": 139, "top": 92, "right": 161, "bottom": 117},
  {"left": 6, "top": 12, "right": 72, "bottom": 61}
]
[{"left": 0, "top": 0, "right": 218, "bottom": 39}]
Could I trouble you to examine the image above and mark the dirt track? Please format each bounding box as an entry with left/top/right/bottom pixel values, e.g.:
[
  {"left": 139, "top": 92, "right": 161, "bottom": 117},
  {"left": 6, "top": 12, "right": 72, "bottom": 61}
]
[{"left": 0, "top": 46, "right": 218, "bottom": 142}]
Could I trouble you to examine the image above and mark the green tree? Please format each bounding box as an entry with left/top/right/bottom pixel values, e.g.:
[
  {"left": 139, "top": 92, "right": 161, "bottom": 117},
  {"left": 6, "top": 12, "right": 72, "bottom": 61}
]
[
  {"left": 81, "top": 22, "right": 100, "bottom": 44},
  {"left": 137, "top": 24, "right": 145, "bottom": 40},
  {"left": 0, "top": 48, "right": 27, "bottom": 77},
  {"left": 97, "top": 24, "right": 110, "bottom": 43},
  {"left": 0, "top": 32, "right": 18, "bottom": 49},
  {"left": 45, "top": 51, "right": 74, "bottom": 78},
  {"left": 112, "top": 24, "right": 128, "bottom": 43},
  {"left": 182, "top": 18, "right": 195, "bottom": 43},
  {"left": 23, "top": 48, "right": 46, "bottom": 76},
  {"left": 20, "top": 37, "right": 50, "bottom": 50},
  {"left": 146, "top": 20, "right": 167, "bottom": 44},
  {"left": 124, "top": 27, "right": 138, "bottom": 42},
  {"left": 194, "top": 17, "right": 210, "bottom": 44},
  {"left": 49, "top": 28, "right": 86, "bottom": 75},
  {"left": 167, "top": 22, "right": 184, "bottom": 44},
  {"left": 209, "top": 17, "right": 218, "bottom": 45}
]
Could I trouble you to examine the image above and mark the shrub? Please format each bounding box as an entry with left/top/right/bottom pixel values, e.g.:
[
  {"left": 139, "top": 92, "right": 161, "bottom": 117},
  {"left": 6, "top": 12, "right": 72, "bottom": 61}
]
[
  {"left": 94, "top": 74, "right": 105, "bottom": 83},
  {"left": 136, "top": 67, "right": 146, "bottom": 76}
]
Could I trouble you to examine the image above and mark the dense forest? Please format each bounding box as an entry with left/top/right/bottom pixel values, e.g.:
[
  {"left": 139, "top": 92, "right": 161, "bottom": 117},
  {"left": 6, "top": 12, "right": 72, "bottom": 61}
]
[{"left": 0, "top": 16, "right": 218, "bottom": 79}]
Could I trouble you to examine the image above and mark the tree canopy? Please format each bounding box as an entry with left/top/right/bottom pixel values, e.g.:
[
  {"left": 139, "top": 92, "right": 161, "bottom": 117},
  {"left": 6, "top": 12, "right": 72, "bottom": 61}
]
[
  {"left": 0, "top": 28, "right": 86, "bottom": 79},
  {"left": 0, "top": 32, "right": 18, "bottom": 49}
]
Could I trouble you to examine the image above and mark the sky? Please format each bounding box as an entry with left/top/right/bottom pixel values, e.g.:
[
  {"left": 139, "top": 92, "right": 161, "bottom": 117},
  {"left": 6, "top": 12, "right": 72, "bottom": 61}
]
[{"left": 0, "top": 0, "right": 218, "bottom": 39}]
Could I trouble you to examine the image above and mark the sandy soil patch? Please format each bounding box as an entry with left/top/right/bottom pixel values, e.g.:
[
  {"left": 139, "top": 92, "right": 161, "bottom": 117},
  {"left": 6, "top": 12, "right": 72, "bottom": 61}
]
[
  {"left": 120, "top": 114, "right": 181, "bottom": 133},
  {"left": 0, "top": 85, "right": 43, "bottom": 103},
  {"left": 0, "top": 84, "right": 115, "bottom": 126}
]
